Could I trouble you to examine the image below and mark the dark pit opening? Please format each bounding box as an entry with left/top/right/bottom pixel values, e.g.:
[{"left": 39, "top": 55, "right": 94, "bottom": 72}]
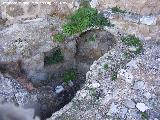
[
  {"left": 0, "top": 30, "right": 116, "bottom": 120},
  {"left": 32, "top": 30, "right": 116, "bottom": 120}
]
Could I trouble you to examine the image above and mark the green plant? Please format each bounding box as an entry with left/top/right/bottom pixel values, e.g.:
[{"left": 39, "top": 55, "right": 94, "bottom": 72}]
[
  {"left": 104, "top": 64, "right": 109, "bottom": 70},
  {"left": 122, "top": 35, "right": 142, "bottom": 47},
  {"left": 90, "top": 89, "right": 97, "bottom": 97},
  {"left": 63, "top": 7, "right": 111, "bottom": 36},
  {"left": 111, "top": 72, "right": 117, "bottom": 81},
  {"left": 141, "top": 112, "right": 149, "bottom": 120},
  {"left": 111, "top": 6, "right": 126, "bottom": 13},
  {"left": 53, "top": 33, "right": 65, "bottom": 42},
  {"left": 90, "top": 88, "right": 101, "bottom": 106},
  {"left": 63, "top": 69, "right": 76, "bottom": 84},
  {"left": 44, "top": 48, "right": 64, "bottom": 65},
  {"left": 122, "top": 35, "right": 143, "bottom": 54},
  {"left": 123, "top": 52, "right": 131, "bottom": 60}
]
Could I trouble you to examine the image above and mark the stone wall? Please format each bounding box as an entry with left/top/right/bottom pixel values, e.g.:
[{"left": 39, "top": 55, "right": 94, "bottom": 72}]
[
  {"left": 103, "top": 8, "right": 160, "bottom": 41},
  {"left": 1, "top": 0, "right": 160, "bottom": 41},
  {"left": 93, "top": 0, "right": 160, "bottom": 16},
  {"left": 1, "top": 0, "right": 160, "bottom": 19},
  {"left": 0, "top": 0, "right": 76, "bottom": 21},
  {"left": 0, "top": 0, "right": 160, "bottom": 119}
]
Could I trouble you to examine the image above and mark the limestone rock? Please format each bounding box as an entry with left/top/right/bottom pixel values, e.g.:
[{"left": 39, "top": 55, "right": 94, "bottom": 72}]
[
  {"left": 125, "top": 99, "right": 136, "bottom": 109},
  {"left": 6, "top": 4, "right": 24, "bottom": 17},
  {"left": 89, "top": 81, "right": 100, "bottom": 88},
  {"left": 27, "top": 3, "right": 39, "bottom": 15},
  {"left": 107, "top": 102, "right": 118, "bottom": 115},
  {"left": 119, "top": 69, "right": 134, "bottom": 83},
  {"left": 55, "top": 85, "right": 64, "bottom": 94},
  {"left": 133, "top": 80, "right": 145, "bottom": 90},
  {"left": 90, "top": 0, "right": 98, "bottom": 8},
  {"left": 120, "top": 107, "right": 128, "bottom": 118},
  {"left": 143, "top": 92, "right": 151, "bottom": 99},
  {"left": 140, "top": 16, "right": 157, "bottom": 25},
  {"left": 136, "top": 103, "right": 149, "bottom": 112},
  {"left": 124, "top": 13, "right": 140, "bottom": 23}
]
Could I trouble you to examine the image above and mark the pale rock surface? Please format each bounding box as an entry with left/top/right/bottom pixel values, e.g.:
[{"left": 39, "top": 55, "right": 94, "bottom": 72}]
[
  {"left": 125, "top": 99, "right": 136, "bottom": 109},
  {"left": 133, "top": 80, "right": 145, "bottom": 90},
  {"left": 55, "top": 85, "right": 64, "bottom": 94},
  {"left": 48, "top": 34, "right": 160, "bottom": 120},
  {"left": 140, "top": 16, "right": 157, "bottom": 25},
  {"left": 90, "top": 0, "right": 98, "bottom": 8},
  {"left": 136, "top": 103, "right": 149, "bottom": 112}
]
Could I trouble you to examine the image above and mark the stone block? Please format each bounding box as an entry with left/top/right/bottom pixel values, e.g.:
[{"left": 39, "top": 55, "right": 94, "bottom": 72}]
[
  {"left": 138, "top": 24, "right": 150, "bottom": 37},
  {"left": 123, "top": 13, "right": 140, "bottom": 23},
  {"left": 6, "top": 4, "right": 24, "bottom": 17},
  {"left": 140, "top": 16, "right": 157, "bottom": 25},
  {"left": 27, "top": 3, "right": 39, "bottom": 15}
]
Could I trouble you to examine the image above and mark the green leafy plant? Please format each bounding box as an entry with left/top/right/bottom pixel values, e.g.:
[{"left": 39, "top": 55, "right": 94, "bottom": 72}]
[
  {"left": 122, "top": 34, "right": 143, "bottom": 54},
  {"left": 53, "top": 33, "right": 65, "bottom": 42},
  {"left": 63, "top": 7, "right": 111, "bottom": 36},
  {"left": 44, "top": 48, "right": 64, "bottom": 65},
  {"left": 104, "top": 64, "right": 109, "bottom": 70},
  {"left": 141, "top": 112, "right": 149, "bottom": 120},
  {"left": 111, "top": 6, "right": 126, "bottom": 13},
  {"left": 123, "top": 52, "right": 132, "bottom": 60},
  {"left": 122, "top": 35, "right": 142, "bottom": 47},
  {"left": 111, "top": 72, "right": 117, "bottom": 81},
  {"left": 90, "top": 88, "right": 101, "bottom": 106},
  {"left": 63, "top": 69, "right": 76, "bottom": 84}
]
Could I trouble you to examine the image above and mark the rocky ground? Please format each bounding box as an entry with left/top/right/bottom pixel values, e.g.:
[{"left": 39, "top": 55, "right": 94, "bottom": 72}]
[
  {"left": 47, "top": 28, "right": 160, "bottom": 120},
  {"left": 0, "top": 1, "right": 160, "bottom": 120}
]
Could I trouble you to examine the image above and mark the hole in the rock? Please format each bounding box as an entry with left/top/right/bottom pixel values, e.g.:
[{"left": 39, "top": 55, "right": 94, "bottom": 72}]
[{"left": 0, "top": 30, "right": 116, "bottom": 120}]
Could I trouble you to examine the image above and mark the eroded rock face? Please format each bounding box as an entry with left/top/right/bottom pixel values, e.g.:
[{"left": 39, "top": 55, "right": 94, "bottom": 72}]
[
  {"left": 47, "top": 31, "right": 160, "bottom": 120},
  {"left": 76, "top": 30, "right": 116, "bottom": 73},
  {"left": 140, "top": 16, "right": 157, "bottom": 25},
  {"left": 0, "top": 0, "right": 160, "bottom": 120},
  {"left": 6, "top": 4, "right": 24, "bottom": 17},
  {"left": 0, "top": 17, "right": 58, "bottom": 80},
  {"left": 78, "top": 30, "right": 116, "bottom": 59},
  {"left": 0, "top": 61, "right": 21, "bottom": 78},
  {"left": 27, "top": 3, "right": 39, "bottom": 15}
]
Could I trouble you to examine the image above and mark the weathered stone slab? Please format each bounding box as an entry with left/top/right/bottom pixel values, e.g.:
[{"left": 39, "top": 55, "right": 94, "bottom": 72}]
[{"left": 140, "top": 16, "right": 157, "bottom": 25}]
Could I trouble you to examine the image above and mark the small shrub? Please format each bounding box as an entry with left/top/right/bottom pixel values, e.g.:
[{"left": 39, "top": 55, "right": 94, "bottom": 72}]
[
  {"left": 104, "top": 64, "right": 109, "bottom": 70},
  {"left": 123, "top": 52, "right": 132, "bottom": 60},
  {"left": 122, "top": 35, "right": 142, "bottom": 47},
  {"left": 53, "top": 33, "right": 65, "bottom": 42},
  {"left": 63, "top": 69, "right": 76, "bottom": 84},
  {"left": 122, "top": 35, "right": 143, "bottom": 54},
  {"left": 44, "top": 48, "right": 64, "bottom": 65},
  {"left": 90, "top": 89, "right": 97, "bottom": 97},
  {"left": 63, "top": 7, "right": 111, "bottom": 36},
  {"left": 111, "top": 6, "right": 126, "bottom": 13},
  {"left": 111, "top": 72, "right": 117, "bottom": 81},
  {"left": 141, "top": 112, "right": 149, "bottom": 120}
]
